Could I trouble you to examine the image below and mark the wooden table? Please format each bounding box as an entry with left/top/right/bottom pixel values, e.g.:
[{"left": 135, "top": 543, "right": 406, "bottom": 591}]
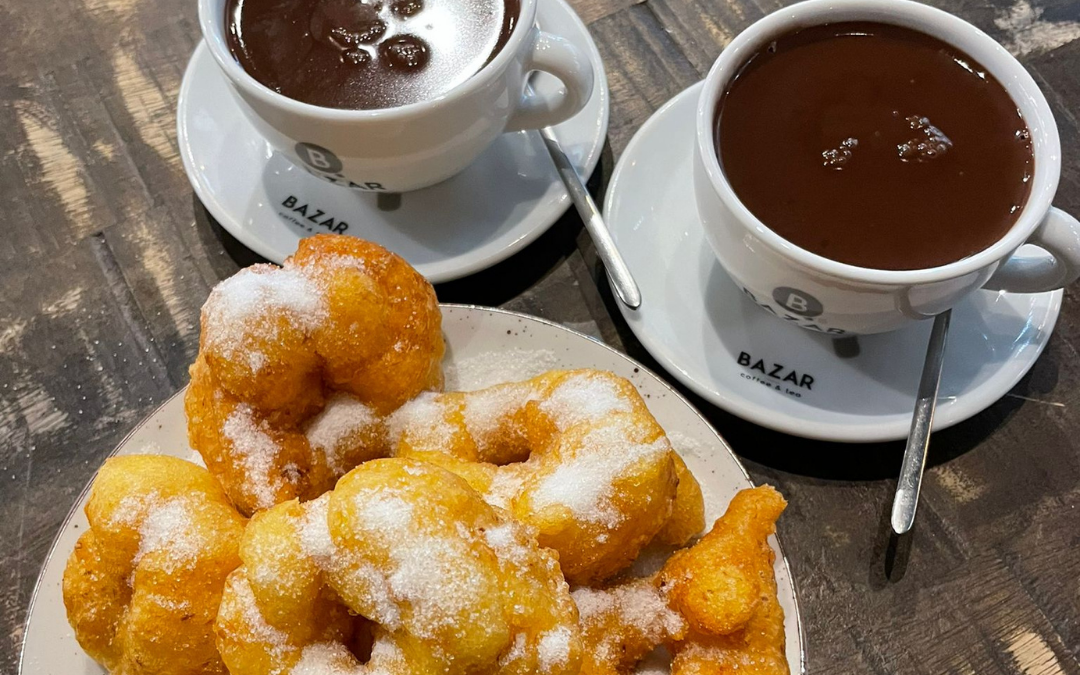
[{"left": 3, "top": 0, "right": 1080, "bottom": 671}]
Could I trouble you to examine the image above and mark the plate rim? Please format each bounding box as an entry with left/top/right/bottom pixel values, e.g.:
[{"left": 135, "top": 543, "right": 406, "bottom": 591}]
[
  {"left": 604, "top": 81, "right": 1062, "bottom": 444},
  {"left": 19, "top": 303, "right": 806, "bottom": 675},
  {"left": 176, "top": 0, "right": 612, "bottom": 284}
]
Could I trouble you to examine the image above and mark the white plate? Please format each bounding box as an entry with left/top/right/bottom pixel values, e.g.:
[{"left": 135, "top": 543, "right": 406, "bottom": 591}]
[
  {"left": 176, "top": 0, "right": 609, "bottom": 284},
  {"left": 605, "top": 83, "right": 1062, "bottom": 443},
  {"left": 20, "top": 305, "right": 805, "bottom": 675}
]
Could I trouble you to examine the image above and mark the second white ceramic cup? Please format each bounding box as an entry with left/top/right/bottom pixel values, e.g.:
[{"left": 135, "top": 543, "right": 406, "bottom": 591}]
[
  {"left": 199, "top": 0, "right": 595, "bottom": 192},
  {"left": 694, "top": 0, "right": 1080, "bottom": 335}
]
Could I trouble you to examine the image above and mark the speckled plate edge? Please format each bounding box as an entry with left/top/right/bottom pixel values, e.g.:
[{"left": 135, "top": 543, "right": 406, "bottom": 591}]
[{"left": 20, "top": 304, "right": 806, "bottom": 675}]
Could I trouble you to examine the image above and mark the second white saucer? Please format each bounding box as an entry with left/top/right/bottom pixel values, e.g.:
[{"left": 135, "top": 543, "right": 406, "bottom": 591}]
[
  {"left": 177, "top": 0, "right": 609, "bottom": 283},
  {"left": 605, "top": 82, "right": 1062, "bottom": 443}
]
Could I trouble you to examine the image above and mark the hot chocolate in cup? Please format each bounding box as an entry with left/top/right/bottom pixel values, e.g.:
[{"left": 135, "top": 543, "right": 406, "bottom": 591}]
[
  {"left": 694, "top": 0, "right": 1080, "bottom": 335},
  {"left": 198, "top": 0, "right": 594, "bottom": 192}
]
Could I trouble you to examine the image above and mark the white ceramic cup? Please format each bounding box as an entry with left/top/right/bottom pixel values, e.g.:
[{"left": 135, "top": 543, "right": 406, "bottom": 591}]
[
  {"left": 694, "top": 0, "right": 1080, "bottom": 335},
  {"left": 198, "top": 0, "right": 594, "bottom": 192}
]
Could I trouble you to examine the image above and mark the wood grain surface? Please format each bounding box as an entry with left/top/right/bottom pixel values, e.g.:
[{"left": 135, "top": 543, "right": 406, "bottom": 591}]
[{"left": 2, "top": 0, "right": 1080, "bottom": 672}]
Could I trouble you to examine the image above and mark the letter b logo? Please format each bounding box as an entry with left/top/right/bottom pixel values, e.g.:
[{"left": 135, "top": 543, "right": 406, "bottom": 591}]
[
  {"left": 295, "top": 142, "right": 343, "bottom": 173},
  {"left": 772, "top": 287, "right": 823, "bottom": 317}
]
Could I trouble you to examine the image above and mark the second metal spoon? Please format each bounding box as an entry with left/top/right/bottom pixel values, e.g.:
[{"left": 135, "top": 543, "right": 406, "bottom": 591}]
[
  {"left": 891, "top": 309, "right": 952, "bottom": 535},
  {"left": 526, "top": 79, "right": 641, "bottom": 309}
]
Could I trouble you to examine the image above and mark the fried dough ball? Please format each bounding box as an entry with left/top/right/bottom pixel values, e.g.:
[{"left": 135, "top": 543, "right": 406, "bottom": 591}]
[
  {"left": 569, "top": 486, "right": 789, "bottom": 675},
  {"left": 186, "top": 234, "right": 444, "bottom": 515},
  {"left": 663, "top": 486, "right": 789, "bottom": 675},
  {"left": 62, "top": 455, "right": 246, "bottom": 675},
  {"left": 390, "top": 370, "right": 705, "bottom": 585},
  {"left": 215, "top": 458, "right": 582, "bottom": 675}
]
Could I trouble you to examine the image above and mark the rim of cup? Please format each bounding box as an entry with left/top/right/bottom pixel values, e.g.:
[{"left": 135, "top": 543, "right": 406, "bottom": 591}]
[
  {"left": 197, "top": 0, "right": 535, "bottom": 120},
  {"left": 696, "top": 0, "right": 1062, "bottom": 286}
]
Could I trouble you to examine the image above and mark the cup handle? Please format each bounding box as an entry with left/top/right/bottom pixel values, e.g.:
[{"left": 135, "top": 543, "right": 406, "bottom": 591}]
[
  {"left": 984, "top": 207, "right": 1080, "bottom": 293},
  {"left": 505, "top": 31, "right": 594, "bottom": 132}
]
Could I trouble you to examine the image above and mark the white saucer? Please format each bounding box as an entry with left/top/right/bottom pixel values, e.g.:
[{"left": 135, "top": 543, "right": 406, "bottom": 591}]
[
  {"left": 177, "top": 0, "right": 609, "bottom": 283},
  {"left": 20, "top": 306, "right": 804, "bottom": 675},
  {"left": 605, "top": 82, "right": 1062, "bottom": 444}
]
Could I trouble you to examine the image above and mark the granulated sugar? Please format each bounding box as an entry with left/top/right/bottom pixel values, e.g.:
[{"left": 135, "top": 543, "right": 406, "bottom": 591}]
[
  {"left": 530, "top": 421, "right": 670, "bottom": 527},
  {"left": 444, "top": 348, "right": 559, "bottom": 391},
  {"left": 484, "top": 469, "right": 526, "bottom": 510},
  {"left": 203, "top": 267, "right": 327, "bottom": 360},
  {"left": 222, "top": 405, "right": 285, "bottom": 510},
  {"left": 247, "top": 351, "right": 267, "bottom": 373},
  {"left": 483, "top": 522, "right": 529, "bottom": 565},
  {"left": 355, "top": 561, "right": 402, "bottom": 629},
  {"left": 297, "top": 495, "right": 400, "bottom": 628},
  {"left": 354, "top": 492, "right": 414, "bottom": 534},
  {"left": 230, "top": 575, "right": 292, "bottom": 665},
  {"left": 109, "top": 492, "right": 159, "bottom": 529},
  {"left": 310, "top": 254, "right": 369, "bottom": 277},
  {"left": 289, "top": 636, "right": 403, "bottom": 675},
  {"left": 572, "top": 580, "right": 685, "bottom": 644},
  {"left": 132, "top": 497, "right": 203, "bottom": 573},
  {"left": 498, "top": 632, "right": 528, "bottom": 667},
  {"left": 387, "top": 394, "right": 456, "bottom": 448},
  {"left": 298, "top": 495, "right": 336, "bottom": 564},
  {"left": 538, "top": 373, "right": 632, "bottom": 431},
  {"left": 461, "top": 383, "right": 537, "bottom": 447},
  {"left": 247, "top": 531, "right": 297, "bottom": 588},
  {"left": 537, "top": 626, "right": 573, "bottom": 672},
  {"left": 387, "top": 535, "right": 487, "bottom": 639},
  {"left": 665, "top": 431, "right": 710, "bottom": 462},
  {"left": 143, "top": 593, "right": 193, "bottom": 613},
  {"left": 345, "top": 487, "right": 495, "bottom": 642},
  {"left": 292, "top": 643, "right": 358, "bottom": 675},
  {"left": 305, "top": 394, "right": 379, "bottom": 473}
]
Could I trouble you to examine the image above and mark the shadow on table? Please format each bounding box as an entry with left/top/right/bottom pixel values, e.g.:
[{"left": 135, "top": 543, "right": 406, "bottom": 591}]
[{"left": 194, "top": 197, "right": 271, "bottom": 269}]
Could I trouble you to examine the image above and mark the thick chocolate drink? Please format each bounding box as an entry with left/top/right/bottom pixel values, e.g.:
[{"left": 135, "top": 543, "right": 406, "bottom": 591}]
[
  {"left": 226, "top": 0, "right": 519, "bottom": 110},
  {"left": 717, "top": 22, "right": 1034, "bottom": 271}
]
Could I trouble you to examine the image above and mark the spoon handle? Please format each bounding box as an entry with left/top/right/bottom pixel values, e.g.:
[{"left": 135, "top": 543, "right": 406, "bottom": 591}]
[
  {"left": 891, "top": 309, "right": 952, "bottom": 535},
  {"left": 535, "top": 125, "right": 642, "bottom": 309}
]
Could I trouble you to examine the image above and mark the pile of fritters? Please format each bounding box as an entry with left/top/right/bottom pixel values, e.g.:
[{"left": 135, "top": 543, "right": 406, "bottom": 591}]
[{"left": 63, "top": 234, "right": 791, "bottom": 675}]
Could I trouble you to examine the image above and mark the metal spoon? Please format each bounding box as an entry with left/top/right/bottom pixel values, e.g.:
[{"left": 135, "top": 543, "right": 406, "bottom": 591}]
[
  {"left": 527, "top": 80, "right": 641, "bottom": 309},
  {"left": 891, "top": 309, "right": 952, "bottom": 535}
]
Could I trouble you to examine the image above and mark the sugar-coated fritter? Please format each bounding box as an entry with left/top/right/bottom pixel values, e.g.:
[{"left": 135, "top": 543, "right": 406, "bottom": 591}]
[
  {"left": 186, "top": 234, "right": 444, "bottom": 515},
  {"left": 569, "top": 486, "right": 789, "bottom": 675},
  {"left": 663, "top": 486, "right": 789, "bottom": 675},
  {"left": 215, "top": 458, "right": 582, "bottom": 675},
  {"left": 390, "top": 369, "right": 706, "bottom": 584},
  {"left": 62, "top": 455, "right": 246, "bottom": 675}
]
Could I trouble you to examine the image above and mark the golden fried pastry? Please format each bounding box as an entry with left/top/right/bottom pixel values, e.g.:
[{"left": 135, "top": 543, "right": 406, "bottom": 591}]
[
  {"left": 663, "top": 486, "right": 789, "bottom": 675},
  {"left": 215, "top": 458, "right": 582, "bottom": 675},
  {"left": 570, "top": 486, "right": 789, "bottom": 675},
  {"left": 572, "top": 579, "right": 687, "bottom": 675},
  {"left": 390, "top": 369, "right": 705, "bottom": 584},
  {"left": 656, "top": 453, "right": 706, "bottom": 546},
  {"left": 62, "top": 455, "right": 246, "bottom": 675},
  {"left": 186, "top": 234, "right": 444, "bottom": 515}
]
